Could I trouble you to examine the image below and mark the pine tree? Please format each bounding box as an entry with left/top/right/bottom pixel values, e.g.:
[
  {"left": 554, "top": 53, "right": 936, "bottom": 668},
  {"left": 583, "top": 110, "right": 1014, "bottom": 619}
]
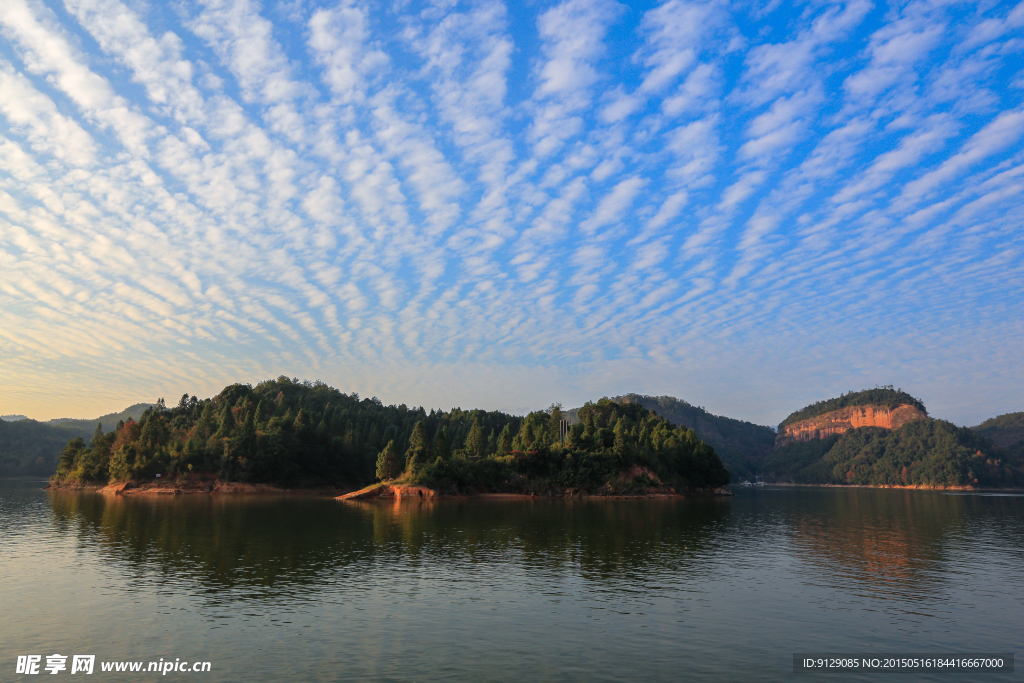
[
  {"left": 548, "top": 404, "right": 563, "bottom": 445},
  {"left": 376, "top": 440, "right": 401, "bottom": 480},
  {"left": 196, "top": 403, "right": 216, "bottom": 439},
  {"left": 214, "top": 404, "right": 235, "bottom": 439},
  {"left": 497, "top": 423, "right": 512, "bottom": 455},
  {"left": 583, "top": 410, "right": 595, "bottom": 437},
  {"left": 294, "top": 408, "right": 308, "bottom": 433},
  {"left": 613, "top": 419, "right": 628, "bottom": 460},
  {"left": 405, "top": 421, "right": 431, "bottom": 470},
  {"left": 433, "top": 425, "right": 450, "bottom": 461},
  {"left": 465, "top": 418, "right": 484, "bottom": 458},
  {"left": 274, "top": 391, "right": 286, "bottom": 416},
  {"left": 140, "top": 412, "right": 168, "bottom": 450},
  {"left": 243, "top": 409, "right": 256, "bottom": 436}
]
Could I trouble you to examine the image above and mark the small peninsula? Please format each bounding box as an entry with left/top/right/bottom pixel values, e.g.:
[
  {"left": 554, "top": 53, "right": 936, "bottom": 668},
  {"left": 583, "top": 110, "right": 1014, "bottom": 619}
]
[{"left": 48, "top": 377, "right": 730, "bottom": 497}]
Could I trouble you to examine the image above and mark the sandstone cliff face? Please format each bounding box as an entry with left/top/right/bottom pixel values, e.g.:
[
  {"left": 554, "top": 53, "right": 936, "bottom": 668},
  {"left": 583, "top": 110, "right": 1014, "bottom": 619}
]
[{"left": 775, "top": 404, "right": 926, "bottom": 448}]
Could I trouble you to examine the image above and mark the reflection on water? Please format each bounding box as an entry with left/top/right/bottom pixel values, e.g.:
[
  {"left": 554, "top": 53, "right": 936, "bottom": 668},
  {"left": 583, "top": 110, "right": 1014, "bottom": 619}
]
[
  {"left": 793, "top": 490, "right": 971, "bottom": 597},
  {"left": 1, "top": 481, "right": 1022, "bottom": 682},
  {"left": 45, "top": 492, "right": 735, "bottom": 598},
  {"left": 783, "top": 489, "right": 1024, "bottom": 632}
]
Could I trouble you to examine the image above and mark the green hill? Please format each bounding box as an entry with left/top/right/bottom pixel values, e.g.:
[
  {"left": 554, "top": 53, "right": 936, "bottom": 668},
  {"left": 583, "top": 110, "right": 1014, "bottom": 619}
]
[
  {"left": 50, "top": 378, "right": 729, "bottom": 494},
  {"left": 779, "top": 387, "right": 926, "bottom": 428},
  {"left": 971, "top": 412, "right": 1024, "bottom": 449},
  {"left": 610, "top": 395, "right": 776, "bottom": 480},
  {"left": 761, "top": 418, "right": 1023, "bottom": 488},
  {"left": 0, "top": 420, "right": 84, "bottom": 476},
  {"left": 0, "top": 404, "right": 152, "bottom": 476}
]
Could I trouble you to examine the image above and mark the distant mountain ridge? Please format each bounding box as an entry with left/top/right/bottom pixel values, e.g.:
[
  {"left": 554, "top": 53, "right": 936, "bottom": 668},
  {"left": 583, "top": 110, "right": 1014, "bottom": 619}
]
[
  {"left": 0, "top": 403, "right": 152, "bottom": 476},
  {"left": 971, "top": 412, "right": 1024, "bottom": 449},
  {"left": 46, "top": 404, "right": 154, "bottom": 433},
  {"left": 608, "top": 394, "right": 777, "bottom": 480}
]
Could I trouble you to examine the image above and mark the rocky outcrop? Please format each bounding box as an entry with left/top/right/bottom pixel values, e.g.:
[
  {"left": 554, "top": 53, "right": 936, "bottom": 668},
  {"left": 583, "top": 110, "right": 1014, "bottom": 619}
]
[
  {"left": 775, "top": 404, "right": 926, "bottom": 447},
  {"left": 337, "top": 484, "right": 439, "bottom": 501}
]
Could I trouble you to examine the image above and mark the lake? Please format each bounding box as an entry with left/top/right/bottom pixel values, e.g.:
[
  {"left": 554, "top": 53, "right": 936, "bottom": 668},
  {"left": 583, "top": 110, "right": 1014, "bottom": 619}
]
[{"left": 1, "top": 479, "right": 1021, "bottom": 681}]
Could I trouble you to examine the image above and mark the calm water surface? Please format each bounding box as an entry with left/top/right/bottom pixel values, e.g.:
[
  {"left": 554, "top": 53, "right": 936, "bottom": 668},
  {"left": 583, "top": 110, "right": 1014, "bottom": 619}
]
[{"left": 1, "top": 479, "right": 1022, "bottom": 682}]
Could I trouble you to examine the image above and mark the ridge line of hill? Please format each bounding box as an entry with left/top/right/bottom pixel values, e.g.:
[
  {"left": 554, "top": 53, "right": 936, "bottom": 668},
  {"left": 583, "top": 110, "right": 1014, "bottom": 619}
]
[{"left": 3, "top": 384, "right": 1023, "bottom": 489}]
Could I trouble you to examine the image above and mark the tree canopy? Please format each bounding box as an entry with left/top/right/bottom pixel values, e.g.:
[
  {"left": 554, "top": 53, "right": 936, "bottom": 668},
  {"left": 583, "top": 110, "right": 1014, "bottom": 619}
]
[
  {"left": 405, "top": 398, "right": 729, "bottom": 493},
  {"left": 761, "top": 418, "right": 1023, "bottom": 488},
  {"left": 50, "top": 379, "right": 730, "bottom": 493},
  {"left": 610, "top": 394, "right": 776, "bottom": 480}
]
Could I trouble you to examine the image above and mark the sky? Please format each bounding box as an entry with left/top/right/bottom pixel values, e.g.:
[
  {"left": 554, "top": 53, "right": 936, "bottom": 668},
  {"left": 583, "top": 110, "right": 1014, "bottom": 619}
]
[{"left": 0, "top": 0, "right": 1021, "bottom": 427}]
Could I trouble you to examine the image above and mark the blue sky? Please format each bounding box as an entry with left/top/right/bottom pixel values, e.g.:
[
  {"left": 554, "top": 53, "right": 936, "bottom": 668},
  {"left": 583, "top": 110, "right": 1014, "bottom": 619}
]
[{"left": 0, "top": 0, "right": 1021, "bottom": 426}]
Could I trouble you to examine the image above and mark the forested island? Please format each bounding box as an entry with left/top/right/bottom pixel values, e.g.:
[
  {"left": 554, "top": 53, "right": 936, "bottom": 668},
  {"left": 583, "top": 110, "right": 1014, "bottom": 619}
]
[{"left": 49, "top": 377, "right": 730, "bottom": 496}]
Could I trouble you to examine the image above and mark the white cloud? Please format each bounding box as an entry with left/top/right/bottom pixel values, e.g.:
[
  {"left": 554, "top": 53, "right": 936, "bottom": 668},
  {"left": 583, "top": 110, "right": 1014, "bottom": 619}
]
[
  {"left": 581, "top": 176, "right": 647, "bottom": 234},
  {"left": 309, "top": 2, "right": 387, "bottom": 105},
  {"left": 535, "top": 0, "right": 621, "bottom": 97},
  {"left": 0, "top": 0, "right": 152, "bottom": 155},
  {"left": 0, "top": 64, "right": 98, "bottom": 166},
  {"left": 0, "top": 0, "right": 1020, "bottom": 426}
]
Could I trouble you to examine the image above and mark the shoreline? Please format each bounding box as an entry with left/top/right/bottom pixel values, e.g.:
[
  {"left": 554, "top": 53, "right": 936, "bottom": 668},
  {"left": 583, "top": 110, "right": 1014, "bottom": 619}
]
[
  {"left": 336, "top": 482, "right": 733, "bottom": 501},
  {"left": 45, "top": 479, "right": 1023, "bottom": 496},
  {"left": 43, "top": 479, "right": 733, "bottom": 499},
  {"left": 736, "top": 482, "right": 1024, "bottom": 492},
  {"left": 45, "top": 480, "right": 346, "bottom": 496}
]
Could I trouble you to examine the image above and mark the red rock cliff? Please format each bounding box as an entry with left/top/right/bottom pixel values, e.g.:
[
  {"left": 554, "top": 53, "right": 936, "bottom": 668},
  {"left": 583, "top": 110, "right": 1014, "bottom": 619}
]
[{"left": 776, "top": 404, "right": 926, "bottom": 448}]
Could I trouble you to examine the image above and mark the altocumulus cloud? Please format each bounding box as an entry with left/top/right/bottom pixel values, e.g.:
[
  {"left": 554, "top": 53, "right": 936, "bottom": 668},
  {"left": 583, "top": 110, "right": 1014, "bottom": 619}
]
[{"left": 0, "top": 0, "right": 1021, "bottom": 425}]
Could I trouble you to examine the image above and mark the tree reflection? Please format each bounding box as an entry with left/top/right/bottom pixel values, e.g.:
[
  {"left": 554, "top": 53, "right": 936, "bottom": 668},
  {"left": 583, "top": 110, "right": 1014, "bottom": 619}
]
[
  {"left": 784, "top": 489, "right": 1021, "bottom": 600},
  {"left": 47, "top": 492, "right": 732, "bottom": 597}
]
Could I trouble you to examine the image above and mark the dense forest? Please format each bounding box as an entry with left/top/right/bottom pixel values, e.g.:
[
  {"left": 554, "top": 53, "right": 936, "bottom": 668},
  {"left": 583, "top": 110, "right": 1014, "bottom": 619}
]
[
  {"left": 779, "top": 387, "right": 927, "bottom": 429},
  {"left": 609, "top": 394, "right": 776, "bottom": 480},
  {"left": 0, "top": 404, "right": 151, "bottom": 476},
  {"left": 971, "top": 412, "right": 1024, "bottom": 452},
  {"left": 761, "top": 418, "right": 1024, "bottom": 487},
  {"left": 1, "top": 420, "right": 84, "bottom": 476},
  {"left": 50, "top": 377, "right": 730, "bottom": 493}
]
